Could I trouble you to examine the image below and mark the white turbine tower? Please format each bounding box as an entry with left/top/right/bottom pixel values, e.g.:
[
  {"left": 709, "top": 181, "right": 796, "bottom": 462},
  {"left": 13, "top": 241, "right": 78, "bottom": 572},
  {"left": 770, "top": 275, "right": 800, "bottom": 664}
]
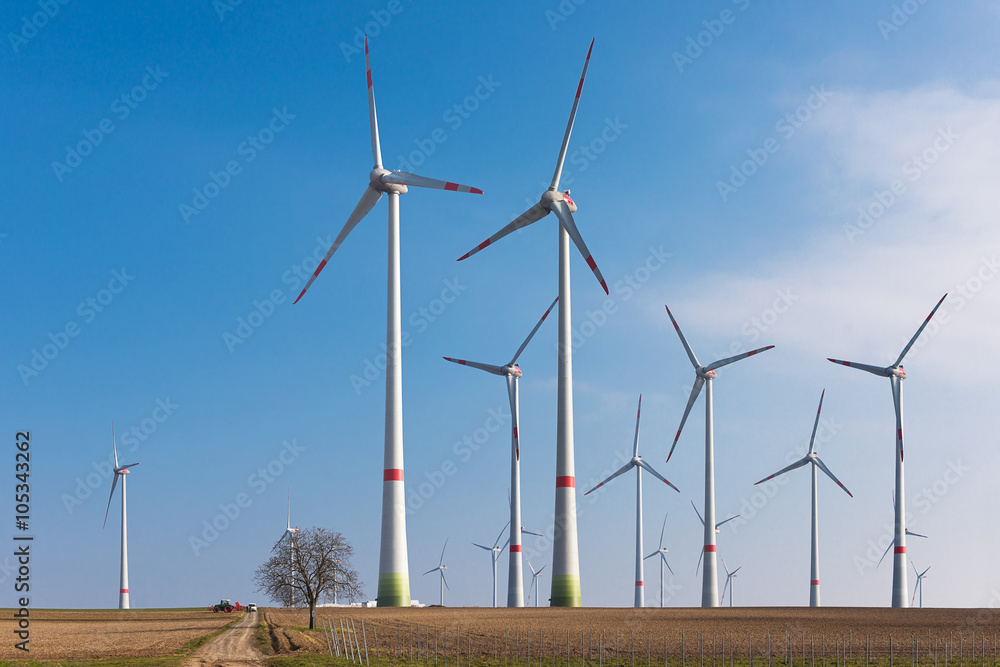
[
  {"left": 664, "top": 305, "right": 774, "bottom": 607},
  {"left": 443, "top": 296, "right": 558, "bottom": 607},
  {"left": 720, "top": 557, "right": 741, "bottom": 607},
  {"left": 293, "top": 37, "right": 483, "bottom": 607},
  {"left": 423, "top": 539, "right": 449, "bottom": 606},
  {"left": 527, "top": 561, "right": 547, "bottom": 607},
  {"left": 691, "top": 502, "right": 740, "bottom": 575},
  {"left": 828, "top": 294, "right": 947, "bottom": 607},
  {"left": 642, "top": 513, "right": 675, "bottom": 608},
  {"left": 102, "top": 424, "right": 138, "bottom": 610},
  {"left": 473, "top": 521, "right": 510, "bottom": 608},
  {"left": 457, "top": 40, "right": 606, "bottom": 607},
  {"left": 753, "top": 390, "right": 853, "bottom": 606},
  {"left": 584, "top": 395, "right": 680, "bottom": 607},
  {"left": 910, "top": 559, "right": 930, "bottom": 608},
  {"left": 878, "top": 494, "right": 927, "bottom": 567},
  {"left": 278, "top": 492, "right": 302, "bottom": 606}
]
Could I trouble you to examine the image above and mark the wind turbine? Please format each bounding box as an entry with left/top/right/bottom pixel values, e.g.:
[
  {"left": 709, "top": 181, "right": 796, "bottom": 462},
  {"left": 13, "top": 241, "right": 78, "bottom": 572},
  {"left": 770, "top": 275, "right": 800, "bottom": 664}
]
[
  {"left": 720, "top": 557, "right": 741, "bottom": 607},
  {"left": 664, "top": 305, "right": 774, "bottom": 607},
  {"left": 753, "top": 390, "right": 853, "bottom": 606},
  {"left": 292, "top": 37, "right": 483, "bottom": 607},
  {"left": 691, "top": 501, "right": 740, "bottom": 575},
  {"left": 910, "top": 559, "right": 930, "bottom": 608},
  {"left": 642, "top": 513, "right": 675, "bottom": 608},
  {"left": 278, "top": 491, "right": 302, "bottom": 606},
  {"left": 102, "top": 423, "right": 139, "bottom": 610},
  {"left": 878, "top": 494, "right": 927, "bottom": 567},
  {"left": 828, "top": 294, "right": 947, "bottom": 607},
  {"left": 423, "top": 539, "right": 449, "bottom": 606},
  {"left": 457, "top": 40, "right": 605, "bottom": 607},
  {"left": 444, "top": 296, "right": 557, "bottom": 606},
  {"left": 527, "top": 560, "right": 547, "bottom": 607},
  {"left": 473, "top": 521, "right": 510, "bottom": 608},
  {"left": 584, "top": 395, "right": 680, "bottom": 607}
]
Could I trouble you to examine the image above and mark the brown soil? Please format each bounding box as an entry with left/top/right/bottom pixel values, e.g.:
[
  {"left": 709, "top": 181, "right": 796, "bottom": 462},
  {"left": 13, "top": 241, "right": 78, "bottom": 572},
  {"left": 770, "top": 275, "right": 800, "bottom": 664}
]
[
  {"left": 0, "top": 608, "right": 235, "bottom": 661},
  {"left": 184, "top": 609, "right": 265, "bottom": 667}
]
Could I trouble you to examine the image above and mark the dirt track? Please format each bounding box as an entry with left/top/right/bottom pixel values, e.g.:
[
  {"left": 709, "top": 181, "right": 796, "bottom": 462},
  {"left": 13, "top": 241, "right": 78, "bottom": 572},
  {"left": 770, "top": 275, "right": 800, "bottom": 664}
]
[{"left": 185, "top": 610, "right": 265, "bottom": 667}]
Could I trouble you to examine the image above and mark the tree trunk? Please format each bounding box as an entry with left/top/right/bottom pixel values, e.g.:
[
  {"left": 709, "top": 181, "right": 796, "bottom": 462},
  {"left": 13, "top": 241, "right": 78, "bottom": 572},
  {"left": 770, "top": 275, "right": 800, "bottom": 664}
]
[{"left": 309, "top": 602, "right": 316, "bottom": 630}]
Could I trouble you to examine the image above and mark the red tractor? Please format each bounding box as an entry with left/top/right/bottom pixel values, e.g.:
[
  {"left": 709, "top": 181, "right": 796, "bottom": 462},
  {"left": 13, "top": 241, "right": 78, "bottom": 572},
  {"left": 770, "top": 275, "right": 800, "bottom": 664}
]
[{"left": 209, "top": 598, "right": 245, "bottom": 613}]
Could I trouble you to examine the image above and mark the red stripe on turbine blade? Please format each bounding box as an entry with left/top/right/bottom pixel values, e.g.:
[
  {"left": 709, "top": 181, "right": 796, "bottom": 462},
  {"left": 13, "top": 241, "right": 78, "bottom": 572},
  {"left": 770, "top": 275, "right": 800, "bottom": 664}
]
[
  {"left": 478, "top": 239, "right": 491, "bottom": 251},
  {"left": 894, "top": 546, "right": 906, "bottom": 554},
  {"left": 470, "top": 187, "right": 484, "bottom": 194},
  {"left": 556, "top": 476, "right": 575, "bottom": 488},
  {"left": 384, "top": 469, "right": 404, "bottom": 482},
  {"left": 510, "top": 545, "right": 522, "bottom": 553},
  {"left": 897, "top": 428, "right": 903, "bottom": 440},
  {"left": 810, "top": 580, "right": 820, "bottom": 586},
  {"left": 444, "top": 182, "right": 459, "bottom": 191},
  {"left": 703, "top": 545, "right": 716, "bottom": 552},
  {"left": 367, "top": 70, "right": 372, "bottom": 88},
  {"left": 513, "top": 427, "right": 518, "bottom": 438},
  {"left": 313, "top": 259, "right": 327, "bottom": 277},
  {"left": 586, "top": 255, "right": 597, "bottom": 270},
  {"left": 293, "top": 288, "right": 308, "bottom": 305},
  {"left": 600, "top": 279, "right": 609, "bottom": 294},
  {"left": 576, "top": 77, "right": 585, "bottom": 99}
]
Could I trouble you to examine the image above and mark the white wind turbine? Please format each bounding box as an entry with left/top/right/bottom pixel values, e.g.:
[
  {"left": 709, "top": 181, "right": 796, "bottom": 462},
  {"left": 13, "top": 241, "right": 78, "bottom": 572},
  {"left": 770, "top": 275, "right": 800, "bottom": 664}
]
[
  {"left": 664, "top": 305, "right": 774, "bottom": 606},
  {"left": 292, "top": 37, "right": 483, "bottom": 607},
  {"left": 878, "top": 493, "right": 927, "bottom": 567},
  {"left": 278, "top": 491, "right": 302, "bottom": 606},
  {"left": 691, "top": 501, "right": 740, "bottom": 576},
  {"left": 642, "top": 513, "right": 675, "bottom": 608},
  {"left": 443, "top": 296, "right": 558, "bottom": 607},
  {"left": 527, "top": 560, "right": 547, "bottom": 607},
  {"left": 423, "top": 539, "right": 449, "bottom": 606},
  {"left": 584, "top": 395, "right": 680, "bottom": 607},
  {"left": 102, "top": 423, "right": 139, "bottom": 610},
  {"left": 828, "top": 294, "right": 947, "bottom": 607},
  {"left": 910, "top": 558, "right": 930, "bottom": 608},
  {"left": 473, "top": 521, "right": 510, "bottom": 608},
  {"left": 457, "top": 40, "right": 606, "bottom": 607},
  {"left": 720, "top": 557, "right": 741, "bottom": 607},
  {"left": 753, "top": 389, "right": 853, "bottom": 606}
]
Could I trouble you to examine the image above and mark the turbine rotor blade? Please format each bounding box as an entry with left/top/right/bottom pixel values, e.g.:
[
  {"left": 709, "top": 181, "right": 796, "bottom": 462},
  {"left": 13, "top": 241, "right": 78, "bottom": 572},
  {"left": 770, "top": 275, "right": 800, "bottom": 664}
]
[
  {"left": 457, "top": 203, "right": 549, "bottom": 261},
  {"left": 632, "top": 395, "right": 642, "bottom": 458},
  {"left": 715, "top": 515, "right": 740, "bottom": 530},
  {"left": 891, "top": 374, "right": 903, "bottom": 461},
  {"left": 667, "top": 376, "right": 705, "bottom": 462},
  {"left": 906, "top": 529, "right": 928, "bottom": 539},
  {"left": 510, "top": 297, "right": 559, "bottom": 365},
  {"left": 827, "top": 358, "right": 890, "bottom": 377},
  {"left": 365, "top": 36, "right": 382, "bottom": 168},
  {"left": 439, "top": 538, "right": 448, "bottom": 566},
  {"left": 293, "top": 185, "right": 383, "bottom": 304},
  {"left": 507, "top": 376, "right": 519, "bottom": 461},
  {"left": 442, "top": 357, "right": 505, "bottom": 376},
  {"left": 812, "top": 456, "right": 853, "bottom": 497},
  {"left": 807, "top": 389, "right": 826, "bottom": 454},
  {"left": 704, "top": 345, "right": 775, "bottom": 372},
  {"left": 658, "top": 513, "right": 667, "bottom": 549},
  {"left": 877, "top": 541, "right": 893, "bottom": 568},
  {"left": 381, "top": 171, "right": 483, "bottom": 194},
  {"left": 494, "top": 520, "right": 511, "bottom": 549},
  {"left": 550, "top": 39, "right": 594, "bottom": 191},
  {"left": 112, "top": 422, "right": 119, "bottom": 468},
  {"left": 103, "top": 472, "right": 120, "bottom": 529},
  {"left": 691, "top": 500, "right": 705, "bottom": 527},
  {"left": 442, "top": 571, "right": 450, "bottom": 590},
  {"left": 895, "top": 294, "right": 948, "bottom": 367},
  {"left": 583, "top": 461, "right": 635, "bottom": 495},
  {"left": 754, "top": 457, "right": 810, "bottom": 485},
  {"left": 664, "top": 306, "right": 701, "bottom": 369},
  {"left": 638, "top": 460, "right": 680, "bottom": 493},
  {"left": 423, "top": 568, "right": 438, "bottom": 576},
  {"left": 550, "top": 199, "right": 608, "bottom": 294},
  {"left": 663, "top": 555, "right": 675, "bottom": 576}
]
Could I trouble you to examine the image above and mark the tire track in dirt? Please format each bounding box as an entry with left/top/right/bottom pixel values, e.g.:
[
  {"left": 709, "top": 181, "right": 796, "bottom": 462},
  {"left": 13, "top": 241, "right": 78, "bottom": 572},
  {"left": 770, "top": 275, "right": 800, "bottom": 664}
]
[{"left": 184, "top": 611, "right": 265, "bottom": 667}]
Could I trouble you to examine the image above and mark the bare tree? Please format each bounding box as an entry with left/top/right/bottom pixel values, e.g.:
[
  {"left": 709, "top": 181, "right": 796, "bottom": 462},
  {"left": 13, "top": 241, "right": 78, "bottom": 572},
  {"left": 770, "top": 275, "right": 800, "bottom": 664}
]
[{"left": 254, "top": 527, "right": 364, "bottom": 629}]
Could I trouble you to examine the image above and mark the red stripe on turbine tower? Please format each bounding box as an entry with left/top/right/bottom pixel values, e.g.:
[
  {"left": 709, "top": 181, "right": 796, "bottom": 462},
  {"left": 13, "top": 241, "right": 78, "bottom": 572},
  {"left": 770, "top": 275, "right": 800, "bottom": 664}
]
[
  {"left": 811, "top": 580, "right": 820, "bottom": 585},
  {"left": 894, "top": 546, "right": 906, "bottom": 554},
  {"left": 704, "top": 545, "right": 716, "bottom": 552},
  {"left": 121, "top": 589, "right": 129, "bottom": 593},
  {"left": 635, "top": 581, "right": 643, "bottom": 586},
  {"left": 510, "top": 545, "right": 522, "bottom": 553},
  {"left": 556, "top": 475, "right": 575, "bottom": 488},
  {"left": 383, "top": 469, "right": 404, "bottom": 481}
]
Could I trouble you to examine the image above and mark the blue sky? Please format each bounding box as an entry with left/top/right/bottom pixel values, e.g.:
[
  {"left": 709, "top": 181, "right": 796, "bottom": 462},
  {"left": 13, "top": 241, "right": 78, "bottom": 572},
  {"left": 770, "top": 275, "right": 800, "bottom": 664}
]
[{"left": 3, "top": 0, "right": 999, "bottom": 609}]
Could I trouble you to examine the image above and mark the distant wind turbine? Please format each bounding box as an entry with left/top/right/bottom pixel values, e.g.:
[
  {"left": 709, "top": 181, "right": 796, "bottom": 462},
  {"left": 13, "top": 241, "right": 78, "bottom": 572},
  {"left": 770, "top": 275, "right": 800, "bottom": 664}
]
[
  {"left": 527, "top": 560, "right": 547, "bottom": 607},
  {"left": 642, "top": 513, "right": 675, "bottom": 608},
  {"left": 103, "top": 423, "right": 139, "bottom": 610},
  {"left": 910, "top": 559, "right": 930, "bottom": 608},
  {"left": 828, "top": 294, "right": 947, "bottom": 607},
  {"left": 278, "top": 491, "right": 302, "bottom": 606},
  {"left": 720, "top": 557, "right": 741, "bottom": 607},
  {"left": 444, "top": 296, "right": 557, "bottom": 606},
  {"left": 293, "top": 36, "right": 483, "bottom": 607},
  {"left": 584, "top": 395, "right": 680, "bottom": 607},
  {"left": 664, "top": 305, "right": 773, "bottom": 606},
  {"left": 754, "top": 390, "right": 853, "bottom": 606},
  {"left": 473, "top": 521, "right": 510, "bottom": 608},
  {"left": 423, "top": 539, "right": 449, "bottom": 606},
  {"left": 691, "top": 501, "right": 739, "bottom": 576}
]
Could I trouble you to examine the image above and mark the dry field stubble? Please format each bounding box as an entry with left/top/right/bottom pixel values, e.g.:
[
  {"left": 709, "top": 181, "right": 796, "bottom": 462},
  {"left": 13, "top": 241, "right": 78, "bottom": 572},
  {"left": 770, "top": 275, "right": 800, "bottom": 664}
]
[{"left": 0, "top": 608, "right": 235, "bottom": 661}]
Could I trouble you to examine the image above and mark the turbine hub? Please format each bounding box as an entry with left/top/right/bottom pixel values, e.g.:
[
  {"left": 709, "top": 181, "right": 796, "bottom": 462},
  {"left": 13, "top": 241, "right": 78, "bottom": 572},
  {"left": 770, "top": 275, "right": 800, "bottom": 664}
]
[
  {"left": 371, "top": 167, "right": 407, "bottom": 194},
  {"left": 503, "top": 364, "right": 522, "bottom": 378},
  {"left": 117, "top": 468, "right": 129, "bottom": 475},
  {"left": 697, "top": 367, "right": 717, "bottom": 379}
]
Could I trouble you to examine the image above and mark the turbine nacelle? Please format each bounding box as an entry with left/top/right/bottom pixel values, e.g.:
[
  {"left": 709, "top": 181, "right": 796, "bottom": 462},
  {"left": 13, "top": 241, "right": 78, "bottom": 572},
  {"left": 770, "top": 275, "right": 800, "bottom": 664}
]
[
  {"left": 501, "top": 364, "right": 523, "bottom": 378},
  {"left": 697, "top": 367, "right": 718, "bottom": 380},
  {"left": 370, "top": 167, "right": 408, "bottom": 194},
  {"left": 892, "top": 366, "right": 906, "bottom": 379}
]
